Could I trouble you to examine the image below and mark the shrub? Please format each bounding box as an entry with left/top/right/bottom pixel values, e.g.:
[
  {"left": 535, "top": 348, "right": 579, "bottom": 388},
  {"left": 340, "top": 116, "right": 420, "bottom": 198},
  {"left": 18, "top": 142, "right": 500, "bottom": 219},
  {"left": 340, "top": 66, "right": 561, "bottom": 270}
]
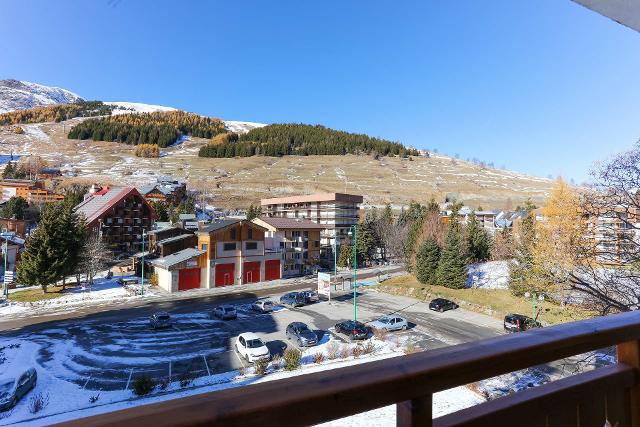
[
  {"left": 270, "top": 354, "right": 283, "bottom": 370},
  {"left": 28, "top": 392, "right": 49, "bottom": 414},
  {"left": 134, "top": 143, "right": 160, "bottom": 158},
  {"left": 89, "top": 393, "right": 100, "bottom": 404},
  {"left": 352, "top": 345, "right": 363, "bottom": 359},
  {"left": 158, "top": 377, "right": 170, "bottom": 391},
  {"left": 338, "top": 346, "right": 352, "bottom": 359},
  {"left": 14, "top": 126, "right": 24, "bottom": 134},
  {"left": 363, "top": 340, "right": 376, "bottom": 355},
  {"left": 238, "top": 367, "right": 246, "bottom": 377},
  {"left": 149, "top": 273, "right": 159, "bottom": 287},
  {"left": 132, "top": 374, "right": 156, "bottom": 396},
  {"left": 313, "top": 352, "right": 325, "bottom": 364},
  {"left": 254, "top": 358, "right": 269, "bottom": 376},
  {"left": 404, "top": 342, "right": 419, "bottom": 355},
  {"left": 372, "top": 328, "right": 389, "bottom": 342},
  {"left": 283, "top": 348, "right": 301, "bottom": 371},
  {"left": 179, "top": 371, "right": 194, "bottom": 388},
  {"left": 327, "top": 342, "right": 340, "bottom": 360}
]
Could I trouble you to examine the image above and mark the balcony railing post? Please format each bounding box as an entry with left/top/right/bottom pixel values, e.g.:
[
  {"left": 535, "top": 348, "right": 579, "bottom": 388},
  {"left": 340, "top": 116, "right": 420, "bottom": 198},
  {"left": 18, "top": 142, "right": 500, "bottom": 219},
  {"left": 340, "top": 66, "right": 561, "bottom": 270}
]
[
  {"left": 396, "top": 394, "right": 432, "bottom": 427},
  {"left": 617, "top": 340, "right": 640, "bottom": 426}
]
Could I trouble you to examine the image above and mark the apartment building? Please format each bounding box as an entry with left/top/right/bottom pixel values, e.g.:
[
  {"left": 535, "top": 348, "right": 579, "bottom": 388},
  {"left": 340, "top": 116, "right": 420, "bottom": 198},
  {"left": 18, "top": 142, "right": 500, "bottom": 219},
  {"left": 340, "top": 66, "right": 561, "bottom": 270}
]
[
  {"left": 138, "top": 176, "right": 186, "bottom": 206},
  {"left": 585, "top": 205, "right": 640, "bottom": 265},
  {"left": 0, "top": 179, "right": 64, "bottom": 204},
  {"left": 75, "top": 186, "right": 155, "bottom": 255},
  {"left": 261, "top": 193, "right": 363, "bottom": 260},
  {"left": 196, "top": 219, "right": 281, "bottom": 287},
  {"left": 252, "top": 217, "right": 323, "bottom": 277}
]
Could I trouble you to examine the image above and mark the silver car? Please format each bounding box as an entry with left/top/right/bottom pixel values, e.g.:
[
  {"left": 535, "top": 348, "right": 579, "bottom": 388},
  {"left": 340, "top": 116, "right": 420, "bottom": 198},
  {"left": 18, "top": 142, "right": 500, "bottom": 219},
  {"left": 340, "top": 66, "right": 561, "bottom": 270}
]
[
  {"left": 212, "top": 305, "right": 237, "bottom": 320},
  {"left": 369, "top": 315, "right": 408, "bottom": 332},
  {"left": 0, "top": 368, "right": 37, "bottom": 411},
  {"left": 251, "top": 300, "right": 274, "bottom": 313},
  {"left": 149, "top": 312, "right": 172, "bottom": 329}
]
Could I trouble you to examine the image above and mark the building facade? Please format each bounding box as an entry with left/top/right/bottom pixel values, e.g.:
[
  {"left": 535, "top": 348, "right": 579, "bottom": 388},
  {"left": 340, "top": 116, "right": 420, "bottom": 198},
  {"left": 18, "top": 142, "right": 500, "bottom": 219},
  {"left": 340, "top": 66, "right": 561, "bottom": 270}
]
[
  {"left": 75, "top": 186, "right": 155, "bottom": 255},
  {"left": 252, "top": 217, "right": 323, "bottom": 277},
  {"left": 261, "top": 193, "right": 363, "bottom": 261}
]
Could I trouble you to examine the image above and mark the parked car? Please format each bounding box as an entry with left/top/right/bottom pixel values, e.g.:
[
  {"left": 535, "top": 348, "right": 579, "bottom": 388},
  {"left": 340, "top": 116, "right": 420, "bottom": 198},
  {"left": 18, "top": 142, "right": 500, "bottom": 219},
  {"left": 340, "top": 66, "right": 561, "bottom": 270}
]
[
  {"left": 369, "top": 315, "right": 408, "bottom": 332},
  {"left": 429, "top": 298, "right": 458, "bottom": 313},
  {"left": 252, "top": 300, "right": 274, "bottom": 313},
  {"left": 504, "top": 314, "right": 542, "bottom": 333},
  {"left": 212, "top": 305, "right": 237, "bottom": 320},
  {"left": 301, "top": 290, "right": 319, "bottom": 304},
  {"left": 149, "top": 312, "right": 172, "bottom": 329},
  {"left": 235, "top": 332, "right": 270, "bottom": 363},
  {"left": 280, "top": 292, "right": 305, "bottom": 307},
  {"left": 285, "top": 322, "right": 318, "bottom": 347},
  {"left": 334, "top": 320, "right": 370, "bottom": 340},
  {"left": 0, "top": 368, "right": 37, "bottom": 411}
]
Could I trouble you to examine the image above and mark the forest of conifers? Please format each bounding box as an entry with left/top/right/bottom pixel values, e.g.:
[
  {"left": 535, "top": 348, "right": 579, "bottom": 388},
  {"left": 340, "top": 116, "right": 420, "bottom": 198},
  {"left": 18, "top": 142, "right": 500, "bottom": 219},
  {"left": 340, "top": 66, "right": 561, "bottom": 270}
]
[
  {"left": 67, "top": 111, "right": 225, "bottom": 147},
  {"left": 198, "top": 123, "right": 418, "bottom": 158},
  {"left": 0, "top": 101, "right": 115, "bottom": 125}
]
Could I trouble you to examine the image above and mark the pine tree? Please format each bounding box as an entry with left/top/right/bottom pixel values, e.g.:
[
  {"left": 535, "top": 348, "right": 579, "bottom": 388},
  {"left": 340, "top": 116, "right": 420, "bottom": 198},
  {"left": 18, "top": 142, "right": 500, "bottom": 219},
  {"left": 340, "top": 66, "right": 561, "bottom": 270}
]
[
  {"left": 2, "top": 162, "right": 15, "bottom": 179},
  {"left": 246, "top": 204, "right": 262, "bottom": 221},
  {"left": 355, "top": 220, "right": 376, "bottom": 266},
  {"left": 17, "top": 204, "right": 71, "bottom": 292},
  {"left": 58, "top": 204, "right": 85, "bottom": 289},
  {"left": 509, "top": 209, "right": 537, "bottom": 296},
  {"left": 465, "top": 213, "right": 492, "bottom": 262},
  {"left": 436, "top": 213, "right": 467, "bottom": 289},
  {"left": 415, "top": 238, "right": 440, "bottom": 285},
  {"left": 337, "top": 241, "right": 352, "bottom": 268},
  {"left": 0, "top": 196, "right": 28, "bottom": 220}
]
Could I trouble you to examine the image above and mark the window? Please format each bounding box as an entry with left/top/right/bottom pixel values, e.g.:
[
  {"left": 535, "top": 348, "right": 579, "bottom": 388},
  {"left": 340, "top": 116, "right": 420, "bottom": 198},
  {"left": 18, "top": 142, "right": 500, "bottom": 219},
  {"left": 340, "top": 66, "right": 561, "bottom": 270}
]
[
  {"left": 246, "top": 242, "right": 258, "bottom": 250},
  {"left": 280, "top": 242, "right": 285, "bottom": 248},
  {"left": 248, "top": 228, "right": 253, "bottom": 239},
  {"left": 230, "top": 228, "right": 236, "bottom": 239},
  {"left": 303, "top": 252, "right": 308, "bottom": 259},
  {"left": 314, "top": 241, "right": 319, "bottom": 248},
  {"left": 201, "top": 243, "right": 208, "bottom": 251},
  {"left": 303, "top": 241, "right": 308, "bottom": 249},
  {"left": 304, "top": 230, "right": 309, "bottom": 238},
  {"left": 223, "top": 242, "right": 236, "bottom": 251}
]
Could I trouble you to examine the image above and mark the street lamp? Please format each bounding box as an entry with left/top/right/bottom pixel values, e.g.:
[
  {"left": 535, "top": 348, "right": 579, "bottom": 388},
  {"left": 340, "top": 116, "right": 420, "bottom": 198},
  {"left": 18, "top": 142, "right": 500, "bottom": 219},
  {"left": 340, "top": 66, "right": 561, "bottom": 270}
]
[
  {"left": 140, "top": 229, "right": 146, "bottom": 296},
  {"left": 524, "top": 291, "right": 545, "bottom": 320},
  {"left": 347, "top": 224, "right": 357, "bottom": 322}
]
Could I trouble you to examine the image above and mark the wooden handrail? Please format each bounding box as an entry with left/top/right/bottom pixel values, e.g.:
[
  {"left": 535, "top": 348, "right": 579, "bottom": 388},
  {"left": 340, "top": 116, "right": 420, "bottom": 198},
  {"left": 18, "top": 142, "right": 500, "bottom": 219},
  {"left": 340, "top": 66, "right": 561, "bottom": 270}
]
[{"left": 57, "top": 311, "right": 640, "bottom": 427}]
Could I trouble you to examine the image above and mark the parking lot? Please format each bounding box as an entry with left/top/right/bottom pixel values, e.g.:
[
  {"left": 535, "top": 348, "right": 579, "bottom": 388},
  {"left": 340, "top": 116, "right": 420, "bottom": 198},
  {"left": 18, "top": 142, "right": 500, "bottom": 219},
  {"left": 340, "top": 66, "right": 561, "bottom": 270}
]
[{"left": 14, "top": 288, "right": 503, "bottom": 392}]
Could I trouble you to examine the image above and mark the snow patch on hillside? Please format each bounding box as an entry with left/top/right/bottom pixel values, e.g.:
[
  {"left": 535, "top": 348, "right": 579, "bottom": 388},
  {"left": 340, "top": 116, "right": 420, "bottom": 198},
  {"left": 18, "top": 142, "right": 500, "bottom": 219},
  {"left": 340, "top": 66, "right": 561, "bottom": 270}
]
[
  {"left": 223, "top": 120, "right": 266, "bottom": 134},
  {"left": 104, "top": 101, "right": 177, "bottom": 115},
  {"left": 0, "top": 79, "right": 82, "bottom": 113}
]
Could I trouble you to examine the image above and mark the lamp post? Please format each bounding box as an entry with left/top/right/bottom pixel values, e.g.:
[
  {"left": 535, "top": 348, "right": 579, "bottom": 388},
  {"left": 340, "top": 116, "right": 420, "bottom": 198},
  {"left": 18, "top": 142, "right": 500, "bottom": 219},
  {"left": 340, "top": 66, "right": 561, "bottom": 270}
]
[
  {"left": 524, "top": 291, "right": 544, "bottom": 320},
  {"left": 2, "top": 240, "right": 7, "bottom": 299},
  {"left": 348, "top": 224, "right": 357, "bottom": 322},
  {"left": 141, "top": 229, "right": 146, "bottom": 296}
]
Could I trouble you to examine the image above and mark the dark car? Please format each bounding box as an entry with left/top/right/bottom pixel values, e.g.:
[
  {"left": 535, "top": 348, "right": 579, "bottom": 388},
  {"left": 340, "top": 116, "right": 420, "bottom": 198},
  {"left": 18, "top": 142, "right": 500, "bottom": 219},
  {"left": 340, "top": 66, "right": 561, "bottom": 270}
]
[
  {"left": 149, "top": 312, "right": 172, "bottom": 329},
  {"left": 280, "top": 292, "right": 305, "bottom": 307},
  {"left": 285, "top": 322, "right": 318, "bottom": 347},
  {"left": 504, "top": 314, "right": 542, "bottom": 333},
  {"left": 301, "top": 290, "right": 319, "bottom": 304},
  {"left": 429, "top": 298, "right": 458, "bottom": 313},
  {"left": 212, "top": 305, "right": 237, "bottom": 320},
  {"left": 0, "top": 368, "right": 37, "bottom": 411},
  {"left": 335, "top": 320, "right": 370, "bottom": 340}
]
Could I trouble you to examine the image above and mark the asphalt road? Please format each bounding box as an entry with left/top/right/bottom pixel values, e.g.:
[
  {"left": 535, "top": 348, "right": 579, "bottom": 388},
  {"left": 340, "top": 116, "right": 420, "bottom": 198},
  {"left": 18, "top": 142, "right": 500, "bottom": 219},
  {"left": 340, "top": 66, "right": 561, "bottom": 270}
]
[{"left": 1, "top": 287, "right": 503, "bottom": 392}]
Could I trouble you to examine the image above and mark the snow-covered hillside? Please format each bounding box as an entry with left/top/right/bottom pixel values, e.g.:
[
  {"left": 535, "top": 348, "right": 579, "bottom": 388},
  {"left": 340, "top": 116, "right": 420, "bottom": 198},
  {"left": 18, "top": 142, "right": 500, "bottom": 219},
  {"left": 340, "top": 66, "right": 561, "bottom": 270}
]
[{"left": 0, "top": 79, "right": 82, "bottom": 113}]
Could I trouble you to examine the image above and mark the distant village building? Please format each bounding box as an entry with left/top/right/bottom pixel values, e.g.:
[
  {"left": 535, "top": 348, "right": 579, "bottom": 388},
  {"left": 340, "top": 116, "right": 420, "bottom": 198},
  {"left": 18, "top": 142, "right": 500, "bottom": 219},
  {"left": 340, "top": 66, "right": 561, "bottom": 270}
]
[
  {"left": 75, "top": 186, "right": 155, "bottom": 255},
  {"left": 261, "top": 193, "right": 363, "bottom": 261},
  {"left": 0, "top": 179, "right": 64, "bottom": 204},
  {"left": 138, "top": 176, "right": 186, "bottom": 206},
  {"left": 252, "top": 217, "right": 323, "bottom": 277},
  {"left": 0, "top": 218, "right": 27, "bottom": 238}
]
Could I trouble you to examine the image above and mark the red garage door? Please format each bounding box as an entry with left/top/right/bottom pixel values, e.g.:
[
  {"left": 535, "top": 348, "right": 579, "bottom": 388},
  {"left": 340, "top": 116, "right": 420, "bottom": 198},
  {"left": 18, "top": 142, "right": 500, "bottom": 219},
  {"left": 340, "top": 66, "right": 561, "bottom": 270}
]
[
  {"left": 178, "top": 268, "right": 201, "bottom": 291},
  {"left": 215, "top": 263, "right": 235, "bottom": 287},
  {"left": 243, "top": 262, "right": 260, "bottom": 284},
  {"left": 264, "top": 260, "right": 280, "bottom": 281}
]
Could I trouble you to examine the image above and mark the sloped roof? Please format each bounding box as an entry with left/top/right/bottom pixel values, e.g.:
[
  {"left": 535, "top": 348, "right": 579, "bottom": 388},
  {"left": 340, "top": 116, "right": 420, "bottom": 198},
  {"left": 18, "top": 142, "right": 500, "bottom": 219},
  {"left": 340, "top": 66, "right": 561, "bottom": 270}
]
[
  {"left": 149, "top": 247, "right": 204, "bottom": 269},
  {"left": 197, "top": 219, "right": 240, "bottom": 234},
  {"left": 157, "top": 234, "right": 195, "bottom": 246},
  {"left": 75, "top": 187, "right": 150, "bottom": 226},
  {"left": 254, "top": 217, "right": 325, "bottom": 230}
]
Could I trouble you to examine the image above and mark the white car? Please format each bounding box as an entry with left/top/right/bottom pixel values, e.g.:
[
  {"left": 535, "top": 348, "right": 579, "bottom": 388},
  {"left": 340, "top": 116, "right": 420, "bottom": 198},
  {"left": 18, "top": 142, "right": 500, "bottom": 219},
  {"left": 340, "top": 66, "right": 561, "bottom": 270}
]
[
  {"left": 251, "top": 300, "right": 274, "bottom": 313},
  {"left": 235, "top": 332, "right": 270, "bottom": 363},
  {"left": 369, "top": 315, "right": 408, "bottom": 332}
]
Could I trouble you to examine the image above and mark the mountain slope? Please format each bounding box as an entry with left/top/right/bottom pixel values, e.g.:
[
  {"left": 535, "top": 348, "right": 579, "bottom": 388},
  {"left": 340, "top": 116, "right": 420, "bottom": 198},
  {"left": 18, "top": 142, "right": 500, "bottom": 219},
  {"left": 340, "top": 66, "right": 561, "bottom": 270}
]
[{"left": 0, "top": 79, "right": 82, "bottom": 113}]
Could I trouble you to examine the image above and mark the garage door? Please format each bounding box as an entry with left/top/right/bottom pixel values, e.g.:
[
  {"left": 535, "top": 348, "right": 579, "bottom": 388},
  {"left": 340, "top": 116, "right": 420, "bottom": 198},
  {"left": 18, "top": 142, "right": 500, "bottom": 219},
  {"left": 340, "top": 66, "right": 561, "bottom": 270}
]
[
  {"left": 243, "top": 262, "right": 260, "bottom": 284},
  {"left": 264, "top": 260, "right": 280, "bottom": 281},
  {"left": 215, "top": 263, "right": 235, "bottom": 287},
  {"left": 178, "top": 268, "right": 201, "bottom": 291}
]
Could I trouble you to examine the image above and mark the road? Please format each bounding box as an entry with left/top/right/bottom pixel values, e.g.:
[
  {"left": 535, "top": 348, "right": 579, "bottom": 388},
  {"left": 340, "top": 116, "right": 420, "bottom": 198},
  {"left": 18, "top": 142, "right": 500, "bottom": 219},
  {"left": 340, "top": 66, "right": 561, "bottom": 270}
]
[{"left": 1, "top": 285, "right": 503, "bottom": 392}]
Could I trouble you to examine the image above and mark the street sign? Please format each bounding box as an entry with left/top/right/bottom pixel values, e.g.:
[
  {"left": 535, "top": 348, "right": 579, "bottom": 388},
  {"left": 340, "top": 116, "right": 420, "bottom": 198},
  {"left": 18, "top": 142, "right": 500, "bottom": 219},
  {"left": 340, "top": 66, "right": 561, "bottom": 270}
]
[
  {"left": 4, "top": 270, "right": 14, "bottom": 285},
  {"left": 317, "top": 272, "right": 331, "bottom": 297}
]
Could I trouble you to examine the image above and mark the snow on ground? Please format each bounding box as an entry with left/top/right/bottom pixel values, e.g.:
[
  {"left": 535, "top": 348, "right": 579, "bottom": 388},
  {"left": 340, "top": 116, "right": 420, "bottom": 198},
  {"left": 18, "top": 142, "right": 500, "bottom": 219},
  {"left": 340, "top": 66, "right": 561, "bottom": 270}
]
[
  {"left": 466, "top": 260, "right": 511, "bottom": 289},
  {"left": 0, "top": 274, "right": 160, "bottom": 319},
  {"left": 105, "top": 102, "right": 177, "bottom": 115},
  {"left": 223, "top": 120, "right": 266, "bottom": 134}
]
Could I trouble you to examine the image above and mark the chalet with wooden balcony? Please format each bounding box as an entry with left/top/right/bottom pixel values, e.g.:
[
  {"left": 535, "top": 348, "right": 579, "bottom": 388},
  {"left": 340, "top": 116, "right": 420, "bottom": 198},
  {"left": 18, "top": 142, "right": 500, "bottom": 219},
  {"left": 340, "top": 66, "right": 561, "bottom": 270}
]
[
  {"left": 196, "top": 219, "right": 281, "bottom": 287},
  {"left": 74, "top": 187, "right": 155, "bottom": 255}
]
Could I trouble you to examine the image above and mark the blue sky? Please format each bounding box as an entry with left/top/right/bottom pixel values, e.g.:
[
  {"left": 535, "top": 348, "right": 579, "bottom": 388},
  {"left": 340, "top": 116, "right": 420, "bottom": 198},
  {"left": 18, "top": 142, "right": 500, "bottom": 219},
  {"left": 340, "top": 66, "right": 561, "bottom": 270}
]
[{"left": 1, "top": 0, "right": 639, "bottom": 182}]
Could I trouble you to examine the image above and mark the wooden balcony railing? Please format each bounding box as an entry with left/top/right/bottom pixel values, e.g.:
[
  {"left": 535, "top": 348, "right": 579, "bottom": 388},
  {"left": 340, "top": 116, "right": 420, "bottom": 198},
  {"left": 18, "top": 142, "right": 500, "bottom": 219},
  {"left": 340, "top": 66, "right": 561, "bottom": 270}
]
[{"left": 57, "top": 311, "right": 640, "bottom": 427}]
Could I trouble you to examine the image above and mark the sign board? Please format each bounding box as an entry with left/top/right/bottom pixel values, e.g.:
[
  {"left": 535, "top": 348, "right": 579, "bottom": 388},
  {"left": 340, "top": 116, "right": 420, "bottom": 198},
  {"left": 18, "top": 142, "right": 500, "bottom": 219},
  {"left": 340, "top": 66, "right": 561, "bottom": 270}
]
[
  {"left": 3, "top": 271, "right": 14, "bottom": 285},
  {"left": 317, "top": 272, "right": 331, "bottom": 297}
]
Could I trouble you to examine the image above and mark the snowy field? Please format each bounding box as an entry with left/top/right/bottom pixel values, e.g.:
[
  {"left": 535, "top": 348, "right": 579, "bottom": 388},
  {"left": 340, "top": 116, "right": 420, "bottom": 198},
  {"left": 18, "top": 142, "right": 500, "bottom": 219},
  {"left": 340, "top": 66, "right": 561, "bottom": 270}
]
[{"left": 466, "top": 260, "right": 511, "bottom": 289}]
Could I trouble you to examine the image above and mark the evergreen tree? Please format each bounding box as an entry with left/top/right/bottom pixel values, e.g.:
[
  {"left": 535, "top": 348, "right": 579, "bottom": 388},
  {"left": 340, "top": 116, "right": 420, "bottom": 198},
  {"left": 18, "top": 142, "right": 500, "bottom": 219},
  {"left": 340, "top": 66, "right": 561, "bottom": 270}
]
[
  {"left": 17, "top": 204, "right": 79, "bottom": 292},
  {"left": 509, "top": 208, "right": 537, "bottom": 296},
  {"left": 0, "top": 196, "right": 28, "bottom": 220},
  {"left": 2, "top": 162, "right": 15, "bottom": 179},
  {"left": 465, "top": 213, "right": 492, "bottom": 262},
  {"left": 355, "top": 220, "right": 376, "bottom": 266},
  {"left": 337, "top": 241, "right": 352, "bottom": 268},
  {"left": 150, "top": 201, "right": 169, "bottom": 222},
  {"left": 436, "top": 209, "right": 467, "bottom": 289},
  {"left": 246, "top": 204, "right": 262, "bottom": 221},
  {"left": 58, "top": 204, "right": 85, "bottom": 289},
  {"left": 382, "top": 203, "right": 393, "bottom": 225},
  {"left": 415, "top": 238, "right": 440, "bottom": 285}
]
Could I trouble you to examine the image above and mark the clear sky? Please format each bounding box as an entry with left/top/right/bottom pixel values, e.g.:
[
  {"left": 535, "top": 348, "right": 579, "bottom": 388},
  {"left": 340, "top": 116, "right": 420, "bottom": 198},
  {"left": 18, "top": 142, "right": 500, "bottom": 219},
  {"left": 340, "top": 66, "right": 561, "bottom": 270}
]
[{"left": 1, "top": 0, "right": 639, "bottom": 182}]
